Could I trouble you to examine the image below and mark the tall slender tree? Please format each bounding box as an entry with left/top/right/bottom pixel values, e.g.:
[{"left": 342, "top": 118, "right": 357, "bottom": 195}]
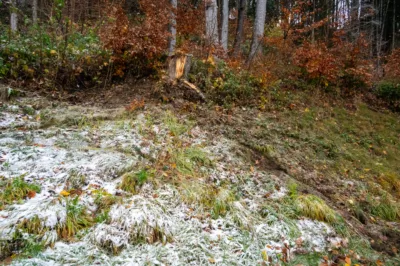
[
  {"left": 10, "top": 0, "right": 18, "bottom": 32},
  {"left": 168, "top": 0, "right": 178, "bottom": 55},
  {"left": 232, "top": 0, "right": 247, "bottom": 56},
  {"left": 32, "top": 0, "right": 38, "bottom": 24},
  {"left": 248, "top": 0, "right": 267, "bottom": 62},
  {"left": 205, "top": 0, "right": 219, "bottom": 45},
  {"left": 221, "top": 0, "right": 229, "bottom": 50}
]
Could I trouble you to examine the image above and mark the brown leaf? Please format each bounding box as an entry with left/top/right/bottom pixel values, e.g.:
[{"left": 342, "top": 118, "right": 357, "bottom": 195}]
[{"left": 27, "top": 190, "right": 36, "bottom": 199}]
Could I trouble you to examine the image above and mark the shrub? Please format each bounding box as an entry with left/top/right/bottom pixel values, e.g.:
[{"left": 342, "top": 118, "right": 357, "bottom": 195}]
[
  {"left": 0, "top": 25, "right": 110, "bottom": 89},
  {"left": 375, "top": 81, "right": 400, "bottom": 110},
  {"left": 384, "top": 48, "right": 400, "bottom": 81},
  {"left": 293, "top": 35, "right": 371, "bottom": 93},
  {"left": 189, "top": 60, "right": 263, "bottom": 106},
  {"left": 99, "top": 0, "right": 170, "bottom": 78}
]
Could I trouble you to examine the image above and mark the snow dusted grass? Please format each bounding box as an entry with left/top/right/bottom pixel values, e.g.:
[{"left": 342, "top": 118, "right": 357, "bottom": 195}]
[{"left": 0, "top": 98, "right": 352, "bottom": 265}]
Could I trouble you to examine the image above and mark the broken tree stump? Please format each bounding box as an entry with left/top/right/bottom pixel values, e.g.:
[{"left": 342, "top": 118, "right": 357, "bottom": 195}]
[
  {"left": 167, "top": 54, "right": 205, "bottom": 101},
  {"left": 168, "top": 53, "right": 193, "bottom": 81}
]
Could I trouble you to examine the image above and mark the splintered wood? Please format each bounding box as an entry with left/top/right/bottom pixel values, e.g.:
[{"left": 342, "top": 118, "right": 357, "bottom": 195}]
[
  {"left": 167, "top": 54, "right": 205, "bottom": 101},
  {"left": 168, "top": 54, "right": 192, "bottom": 81}
]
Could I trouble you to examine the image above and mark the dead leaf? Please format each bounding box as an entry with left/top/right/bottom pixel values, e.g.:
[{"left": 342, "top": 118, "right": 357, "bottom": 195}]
[
  {"left": 27, "top": 190, "right": 36, "bottom": 199},
  {"left": 208, "top": 257, "right": 216, "bottom": 264}
]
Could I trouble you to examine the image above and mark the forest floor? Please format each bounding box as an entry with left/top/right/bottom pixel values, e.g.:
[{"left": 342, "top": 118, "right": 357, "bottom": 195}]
[{"left": 0, "top": 82, "right": 400, "bottom": 265}]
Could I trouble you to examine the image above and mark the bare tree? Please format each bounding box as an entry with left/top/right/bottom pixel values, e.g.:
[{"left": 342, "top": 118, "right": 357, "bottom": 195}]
[
  {"left": 10, "top": 0, "right": 18, "bottom": 32},
  {"left": 248, "top": 0, "right": 267, "bottom": 62},
  {"left": 205, "top": 0, "right": 219, "bottom": 45},
  {"left": 32, "top": 0, "right": 38, "bottom": 24},
  {"left": 168, "top": 0, "right": 178, "bottom": 55},
  {"left": 221, "top": 0, "right": 229, "bottom": 50},
  {"left": 232, "top": 0, "right": 247, "bottom": 56}
]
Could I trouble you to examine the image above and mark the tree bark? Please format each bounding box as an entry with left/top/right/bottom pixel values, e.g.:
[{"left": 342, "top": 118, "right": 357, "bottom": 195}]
[
  {"left": 248, "top": 0, "right": 267, "bottom": 63},
  {"left": 221, "top": 0, "right": 229, "bottom": 50},
  {"left": 10, "top": 0, "right": 18, "bottom": 32},
  {"left": 232, "top": 0, "right": 247, "bottom": 56},
  {"left": 33, "top": 0, "right": 38, "bottom": 24},
  {"left": 205, "top": 0, "right": 219, "bottom": 45},
  {"left": 168, "top": 0, "right": 178, "bottom": 55}
]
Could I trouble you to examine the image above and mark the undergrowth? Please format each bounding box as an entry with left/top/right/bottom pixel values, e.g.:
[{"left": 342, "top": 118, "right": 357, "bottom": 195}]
[
  {"left": 0, "top": 176, "right": 41, "bottom": 209},
  {"left": 57, "top": 196, "right": 92, "bottom": 240},
  {"left": 119, "top": 169, "right": 150, "bottom": 194}
]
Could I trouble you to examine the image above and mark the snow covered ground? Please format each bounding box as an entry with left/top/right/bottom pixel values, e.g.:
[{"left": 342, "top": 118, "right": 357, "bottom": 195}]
[{"left": 0, "top": 97, "right": 344, "bottom": 265}]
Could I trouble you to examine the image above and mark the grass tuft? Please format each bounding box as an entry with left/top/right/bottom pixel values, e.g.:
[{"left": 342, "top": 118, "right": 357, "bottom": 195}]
[
  {"left": 296, "top": 194, "right": 338, "bottom": 224},
  {"left": 211, "top": 188, "right": 235, "bottom": 218},
  {"left": 163, "top": 111, "right": 193, "bottom": 136},
  {"left": 368, "top": 195, "right": 400, "bottom": 221},
  {"left": 171, "top": 146, "right": 212, "bottom": 176},
  {"left": 0, "top": 176, "right": 41, "bottom": 209},
  {"left": 57, "top": 196, "right": 92, "bottom": 239},
  {"left": 66, "top": 169, "right": 87, "bottom": 190},
  {"left": 119, "top": 169, "right": 149, "bottom": 194}
]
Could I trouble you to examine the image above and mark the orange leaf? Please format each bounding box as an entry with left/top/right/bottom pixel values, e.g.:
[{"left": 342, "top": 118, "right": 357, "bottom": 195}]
[{"left": 27, "top": 190, "right": 36, "bottom": 199}]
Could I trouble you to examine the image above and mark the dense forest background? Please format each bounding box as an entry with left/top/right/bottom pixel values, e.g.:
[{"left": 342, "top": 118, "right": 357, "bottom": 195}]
[{"left": 0, "top": 0, "right": 399, "bottom": 108}]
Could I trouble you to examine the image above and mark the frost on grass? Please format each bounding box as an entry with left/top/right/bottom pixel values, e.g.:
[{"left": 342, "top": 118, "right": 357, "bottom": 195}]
[
  {"left": 0, "top": 100, "right": 347, "bottom": 265},
  {"left": 0, "top": 193, "right": 65, "bottom": 244},
  {"left": 91, "top": 195, "right": 173, "bottom": 253}
]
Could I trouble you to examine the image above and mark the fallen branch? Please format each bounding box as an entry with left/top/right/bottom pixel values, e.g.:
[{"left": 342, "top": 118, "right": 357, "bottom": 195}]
[{"left": 180, "top": 79, "right": 206, "bottom": 101}]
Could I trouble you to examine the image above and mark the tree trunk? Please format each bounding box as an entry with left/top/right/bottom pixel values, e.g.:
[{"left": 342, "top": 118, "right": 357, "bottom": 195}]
[
  {"left": 168, "top": 0, "right": 178, "bottom": 55},
  {"left": 10, "top": 0, "right": 18, "bottom": 32},
  {"left": 221, "top": 0, "right": 229, "bottom": 50},
  {"left": 232, "top": 0, "right": 247, "bottom": 56},
  {"left": 33, "top": 0, "right": 38, "bottom": 24},
  {"left": 205, "top": 0, "right": 219, "bottom": 45},
  {"left": 248, "top": 0, "right": 267, "bottom": 63},
  {"left": 392, "top": 0, "right": 396, "bottom": 50}
]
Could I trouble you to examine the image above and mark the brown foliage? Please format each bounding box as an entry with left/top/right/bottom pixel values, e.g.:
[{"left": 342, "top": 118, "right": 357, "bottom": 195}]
[
  {"left": 99, "top": 0, "right": 170, "bottom": 77},
  {"left": 292, "top": 31, "right": 372, "bottom": 89},
  {"left": 384, "top": 49, "right": 400, "bottom": 82}
]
